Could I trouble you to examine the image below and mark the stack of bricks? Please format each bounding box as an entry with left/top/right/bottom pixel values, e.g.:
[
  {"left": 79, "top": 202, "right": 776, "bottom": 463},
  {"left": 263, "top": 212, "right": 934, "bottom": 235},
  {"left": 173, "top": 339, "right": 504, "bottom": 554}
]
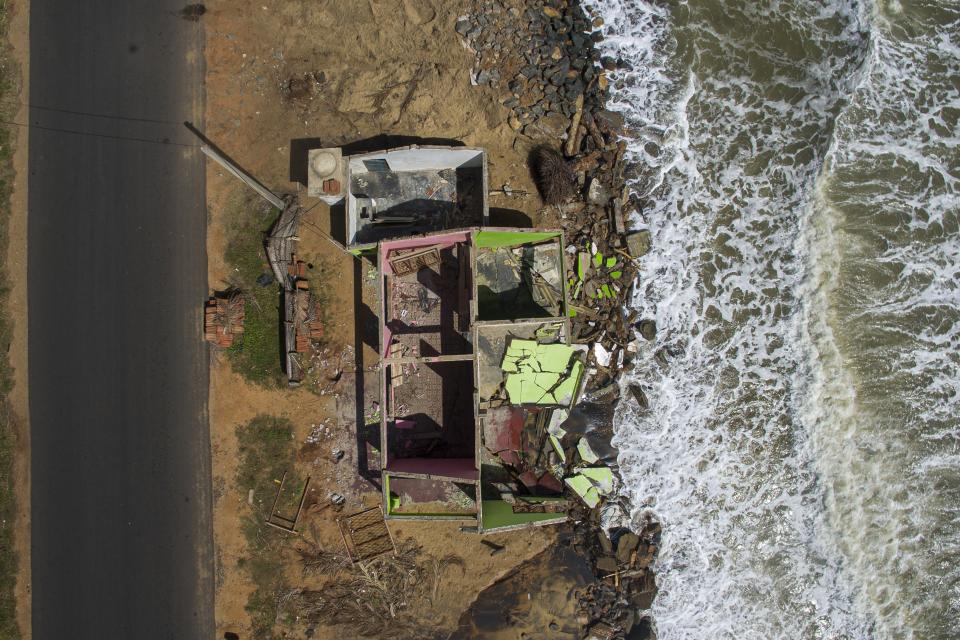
[
  {"left": 295, "top": 281, "right": 311, "bottom": 353},
  {"left": 204, "top": 295, "right": 245, "bottom": 347},
  {"left": 293, "top": 284, "right": 325, "bottom": 353},
  {"left": 289, "top": 257, "right": 324, "bottom": 354},
  {"left": 322, "top": 178, "right": 340, "bottom": 196}
]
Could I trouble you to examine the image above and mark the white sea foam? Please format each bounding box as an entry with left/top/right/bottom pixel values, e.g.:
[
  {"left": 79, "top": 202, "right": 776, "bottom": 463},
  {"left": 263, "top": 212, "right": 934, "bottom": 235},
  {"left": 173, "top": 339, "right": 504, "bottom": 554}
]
[{"left": 579, "top": 0, "right": 960, "bottom": 637}]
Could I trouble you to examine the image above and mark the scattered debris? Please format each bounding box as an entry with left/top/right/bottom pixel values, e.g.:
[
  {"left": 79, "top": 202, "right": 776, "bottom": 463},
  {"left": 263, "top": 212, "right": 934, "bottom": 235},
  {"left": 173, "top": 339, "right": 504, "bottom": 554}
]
[
  {"left": 567, "top": 509, "right": 662, "bottom": 639},
  {"left": 457, "top": 0, "right": 668, "bottom": 633},
  {"left": 389, "top": 246, "right": 441, "bottom": 277},
  {"left": 290, "top": 539, "right": 427, "bottom": 638},
  {"left": 264, "top": 472, "right": 311, "bottom": 533},
  {"left": 202, "top": 1, "right": 666, "bottom": 635},
  {"left": 296, "top": 524, "right": 350, "bottom": 577},
  {"left": 281, "top": 71, "right": 326, "bottom": 103},
  {"left": 457, "top": 3, "right": 606, "bottom": 132}
]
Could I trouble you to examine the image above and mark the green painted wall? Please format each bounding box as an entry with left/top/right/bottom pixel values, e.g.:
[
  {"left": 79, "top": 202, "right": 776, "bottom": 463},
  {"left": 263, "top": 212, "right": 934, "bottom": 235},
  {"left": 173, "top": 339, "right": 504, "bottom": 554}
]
[
  {"left": 481, "top": 500, "right": 566, "bottom": 530},
  {"left": 474, "top": 230, "right": 559, "bottom": 249}
]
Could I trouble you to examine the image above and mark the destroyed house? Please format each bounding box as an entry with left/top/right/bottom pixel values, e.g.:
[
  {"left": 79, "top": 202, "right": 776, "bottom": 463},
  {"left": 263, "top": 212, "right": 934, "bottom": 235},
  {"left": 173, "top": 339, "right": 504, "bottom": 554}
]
[
  {"left": 307, "top": 145, "right": 488, "bottom": 247},
  {"left": 376, "top": 228, "right": 589, "bottom": 532}
]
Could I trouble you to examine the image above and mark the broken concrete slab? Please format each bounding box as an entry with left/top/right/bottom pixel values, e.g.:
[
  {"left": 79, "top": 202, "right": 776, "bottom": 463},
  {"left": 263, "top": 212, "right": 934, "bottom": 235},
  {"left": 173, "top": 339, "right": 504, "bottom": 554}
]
[
  {"left": 577, "top": 438, "right": 600, "bottom": 464},
  {"left": 566, "top": 474, "right": 600, "bottom": 508},
  {"left": 595, "top": 555, "right": 618, "bottom": 574},
  {"left": 625, "top": 230, "right": 651, "bottom": 258},
  {"left": 577, "top": 467, "right": 614, "bottom": 494},
  {"left": 501, "top": 339, "right": 585, "bottom": 406},
  {"left": 615, "top": 532, "right": 640, "bottom": 565}
]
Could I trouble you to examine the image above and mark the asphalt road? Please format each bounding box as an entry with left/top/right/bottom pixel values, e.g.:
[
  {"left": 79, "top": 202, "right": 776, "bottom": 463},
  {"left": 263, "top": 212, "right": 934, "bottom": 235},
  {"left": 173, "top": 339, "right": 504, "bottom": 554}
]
[{"left": 28, "top": 3, "right": 212, "bottom": 638}]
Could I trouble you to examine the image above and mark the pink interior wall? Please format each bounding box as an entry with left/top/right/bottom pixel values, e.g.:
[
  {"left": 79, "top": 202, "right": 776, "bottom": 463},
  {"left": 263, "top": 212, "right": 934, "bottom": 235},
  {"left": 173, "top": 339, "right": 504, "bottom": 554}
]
[
  {"left": 380, "top": 231, "right": 472, "bottom": 356},
  {"left": 386, "top": 457, "right": 478, "bottom": 481},
  {"left": 382, "top": 325, "right": 392, "bottom": 357}
]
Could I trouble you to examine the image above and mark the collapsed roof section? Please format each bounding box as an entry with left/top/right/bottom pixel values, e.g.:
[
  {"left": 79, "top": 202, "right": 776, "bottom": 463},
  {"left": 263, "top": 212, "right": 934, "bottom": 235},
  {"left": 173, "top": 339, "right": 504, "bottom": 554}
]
[
  {"left": 308, "top": 145, "right": 488, "bottom": 247},
  {"left": 374, "top": 228, "right": 588, "bottom": 531},
  {"left": 501, "top": 340, "right": 585, "bottom": 406}
]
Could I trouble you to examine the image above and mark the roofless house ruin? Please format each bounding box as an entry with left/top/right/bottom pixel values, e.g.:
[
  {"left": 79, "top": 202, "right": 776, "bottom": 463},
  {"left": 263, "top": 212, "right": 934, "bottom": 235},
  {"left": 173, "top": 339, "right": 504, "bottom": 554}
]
[
  {"left": 375, "top": 228, "right": 588, "bottom": 532},
  {"left": 304, "top": 144, "right": 594, "bottom": 531},
  {"left": 200, "top": 136, "right": 611, "bottom": 533}
]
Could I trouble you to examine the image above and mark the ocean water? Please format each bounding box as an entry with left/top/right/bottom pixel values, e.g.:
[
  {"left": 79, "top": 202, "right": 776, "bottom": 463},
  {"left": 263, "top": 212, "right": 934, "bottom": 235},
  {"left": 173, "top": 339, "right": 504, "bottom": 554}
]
[{"left": 585, "top": 0, "right": 960, "bottom": 638}]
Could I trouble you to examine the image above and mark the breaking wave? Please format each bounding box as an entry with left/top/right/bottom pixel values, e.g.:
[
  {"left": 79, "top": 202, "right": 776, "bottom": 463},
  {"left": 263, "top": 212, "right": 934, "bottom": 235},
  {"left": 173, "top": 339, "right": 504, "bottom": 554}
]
[{"left": 586, "top": 0, "right": 960, "bottom": 637}]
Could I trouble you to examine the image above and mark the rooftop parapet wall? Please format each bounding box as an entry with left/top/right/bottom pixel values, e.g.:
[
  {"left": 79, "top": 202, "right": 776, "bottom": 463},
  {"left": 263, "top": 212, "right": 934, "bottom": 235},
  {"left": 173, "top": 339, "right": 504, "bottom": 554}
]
[{"left": 343, "top": 146, "right": 488, "bottom": 246}]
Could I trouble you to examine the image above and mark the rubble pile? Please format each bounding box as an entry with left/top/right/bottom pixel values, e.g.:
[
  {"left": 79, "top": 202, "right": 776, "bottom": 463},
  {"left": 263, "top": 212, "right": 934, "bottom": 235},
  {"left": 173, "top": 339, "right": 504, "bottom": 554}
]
[
  {"left": 304, "top": 344, "right": 353, "bottom": 397},
  {"left": 569, "top": 506, "right": 661, "bottom": 639},
  {"left": 456, "top": 0, "right": 617, "bottom": 135},
  {"left": 458, "top": 2, "right": 663, "bottom": 638},
  {"left": 457, "top": 0, "right": 655, "bottom": 381}
]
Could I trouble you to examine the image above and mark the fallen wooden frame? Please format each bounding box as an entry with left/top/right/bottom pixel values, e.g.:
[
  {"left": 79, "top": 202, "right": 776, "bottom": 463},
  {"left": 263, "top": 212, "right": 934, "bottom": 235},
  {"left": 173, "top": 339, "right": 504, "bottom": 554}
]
[
  {"left": 388, "top": 246, "right": 441, "bottom": 277},
  {"left": 265, "top": 471, "right": 311, "bottom": 534},
  {"left": 336, "top": 506, "right": 397, "bottom": 565}
]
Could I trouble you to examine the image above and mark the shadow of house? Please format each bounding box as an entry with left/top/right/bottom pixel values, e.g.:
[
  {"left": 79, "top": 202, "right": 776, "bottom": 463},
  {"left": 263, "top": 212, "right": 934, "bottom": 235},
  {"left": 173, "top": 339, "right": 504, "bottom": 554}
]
[
  {"left": 340, "top": 134, "right": 466, "bottom": 156},
  {"left": 488, "top": 207, "right": 533, "bottom": 229},
  {"left": 476, "top": 285, "right": 551, "bottom": 322},
  {"left": 353, "top": 256, "right": 381, "bottom": 488},
  {"left": 475, "top": 243, "right": 563, "bottom": 321},
  {"left": 289, "top": 137, "right": 323, "bottom": 184}
]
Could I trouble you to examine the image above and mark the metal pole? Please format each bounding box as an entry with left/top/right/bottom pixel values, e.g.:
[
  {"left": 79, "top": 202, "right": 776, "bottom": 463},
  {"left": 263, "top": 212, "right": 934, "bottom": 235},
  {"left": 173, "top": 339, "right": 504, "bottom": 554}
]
[{"left": 200, "top": 144, "right": 286, "bottom": 210}]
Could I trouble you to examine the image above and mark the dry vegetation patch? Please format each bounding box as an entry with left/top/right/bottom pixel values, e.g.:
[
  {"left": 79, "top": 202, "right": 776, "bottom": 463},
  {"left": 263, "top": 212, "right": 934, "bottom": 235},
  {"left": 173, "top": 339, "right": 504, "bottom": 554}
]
[
  {"left": 235, "top": 415, "right": 299, "bottom": 637},
  {"left": 0, "top": 4, "right": 21, "bottom": 637},
  {"left": 234, "top": 412, "right": 471, "bottom": 639},
  {"left": 288, "top": 539, "right": 466, "bottom": 639}
]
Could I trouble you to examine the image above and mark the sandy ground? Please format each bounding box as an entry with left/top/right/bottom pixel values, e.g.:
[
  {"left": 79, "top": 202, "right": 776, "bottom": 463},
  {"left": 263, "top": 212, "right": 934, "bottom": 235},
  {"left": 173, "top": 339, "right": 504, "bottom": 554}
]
[
  {"left": 7, "top": 0, "right": 30, "bottom": 636},
  {"left": 208, "top": 352, "right": 558, "bottom": 638},
  {"left": 203, "top": 0, "right": 573, "bottom": 636},
  {"left": 202, "top": 0, "right": 544, "bottom": 223}
]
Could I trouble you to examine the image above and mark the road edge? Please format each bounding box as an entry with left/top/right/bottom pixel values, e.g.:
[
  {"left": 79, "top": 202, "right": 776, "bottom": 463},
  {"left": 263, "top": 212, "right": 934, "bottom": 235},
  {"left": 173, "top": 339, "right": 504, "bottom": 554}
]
[
  {"left": 194, "top": 11, "right": 216, "bottom": 636},
  {"left": 6, "top": 0, "right": 29, "bottom": 637}
]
